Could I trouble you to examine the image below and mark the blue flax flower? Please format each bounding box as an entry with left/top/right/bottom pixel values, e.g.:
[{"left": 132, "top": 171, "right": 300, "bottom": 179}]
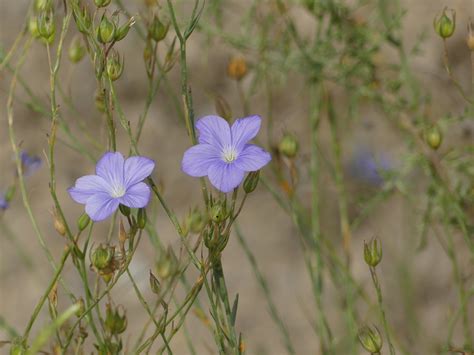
[
  {"left": 20, "top": 151, "right": 42, "bottom": 177},
  {"left": 68, "top": 152, "right": 155, "bottom": 222},
  {"left": 0, "top": 194, "right": 8, "bottom": 211},
  {"left": 349, "top": 148, "right": 391, "bottom": 186},
  {"left": 182, "top": 115, "right": 271, "bottom": 192}
]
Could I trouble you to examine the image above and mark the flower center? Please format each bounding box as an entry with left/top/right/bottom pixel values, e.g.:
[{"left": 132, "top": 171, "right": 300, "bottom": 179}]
[
  {"left": 222, "top": 147, "right": 238, "bottom": 163},
  {"left": 110, "top": 184, "right": 126, "bottom": 198}
]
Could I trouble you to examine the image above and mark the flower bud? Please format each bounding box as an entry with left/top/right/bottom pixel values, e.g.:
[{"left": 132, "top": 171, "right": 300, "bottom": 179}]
[
  {"left": 105, "top": 304, "right": 127, "bottom": 335},
  {"left": 97, "top": 15, "right": 116, "bottom": 44},
  {"left": 106, "top": 50, "right": 124, "bottom": 81},
  {"left": 29, "top": 16, "right": 41, "bottom": 38},
  {"left": 190, "top": 208, "right": 207, "bottom": 234},
  {"left": 149, "top": 16, "right": 169, "bottom": 42},
  {"left": 34, "top": 0, "right": 52, "bottom": 12},
  {"left": 209, "top": 202, "right": 227, "bottom": 223},
  {"left": 434, "top": 8, "right": 456, "bottom": 39},
  {"left": 77, "top": 213, "right": 91, "bottom": 231},
  {"left": 9, "top": 342, "right": 26, "bottom": 355},
  {"left": 243, "top": 171, "right": 260, "bottom": 193},
  {"left": 227, "top": 56, "right": 248, "bottom": 81},
  {"left": 364, "top": 238, "right": 382, "bottom": 267},
  {"left": 425, "top": 125, "right": 443, "bottom": 150},
  {"left": 91, "top": 244, "right": 114, "bottom": 270},
  {"left": 115, "top": 17, "right": 135, "bottom": 42},
  {"left": 137, "top": 208, "right": 147, "bottom": 229},
  {"left": 37, "top": 10, "right": 55, "bottom": 44},
  {"left": 184, "top": 208, "right": 207, "bottom": 236},
  {"left": 156, "top": 247, "right": 178, "bottom": 279},
  {"left": 75, "top": 298, "right": 85, "bottom": 317},
  {"left": 143, "top": 38, "right": 155, "bottom": 77},
  {"left": 95, "top": 89, "right": 107, "bottom": 113},
  {"left": 101, "top": 272, "right": 113, "bottom": 284},
  {"left": 68, "top": 36, "right": 86, "bottom": 63},
  {"left": 468, "top": 21, "right": 474, "bottom": 51},
  {"left": 73, "top": 6, "right": 92, "bottom": 34},
  {"left": 119, "top": 204, "right": 130, "bottom": 217},
  {"left": 4, "top": 185, "right": 16, "bottom": 202},
  {"left": 149, "top": 270, "right": 161, "bottom": 294},
  {"left": 278, "top": 133, "right": 299, "bottom": 158},
  {"left": 214, "top": 95, "right": 232, "bottom": 121},
  {"left": 358, "top": 325, "right": 383, "bottom": 353},
  {"left": 94, "top": 0, "right": 111, "bottom": 8},
  {"left": 53, "top": 209, "right": 66, "bottom": 236}
]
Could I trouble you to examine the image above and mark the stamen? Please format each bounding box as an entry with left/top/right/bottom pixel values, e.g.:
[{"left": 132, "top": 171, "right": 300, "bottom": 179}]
[
  {"left": 110, "top": 184, "right": 126, "bottom": 198},
  {"left": 222, "top": 146, "right": 238, "bottom": 163}
]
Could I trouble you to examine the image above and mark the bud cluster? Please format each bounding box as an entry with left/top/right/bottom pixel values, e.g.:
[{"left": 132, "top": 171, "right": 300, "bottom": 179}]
[{"left": 90, "top": 244, "right": 118, "bottom": 282}]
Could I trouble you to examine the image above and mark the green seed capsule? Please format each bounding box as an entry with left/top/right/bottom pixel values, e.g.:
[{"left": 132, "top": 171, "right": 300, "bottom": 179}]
[
  {"left": 425, "top": 125, "right": 443, "bottom": 150},
  {"left": 434, "top": 8, "right": 456, "bottom": 39},
  {"left": 115, "top": 17, "right": 135, "bottom": 42},
  {"left": 358, "top": 325, "right": 383, "bottom": 353},
  {"left": 106, "top": 50, "right": 124, "bottom": 81},
  {"left": 278, "top": 133, "right": 299, "bottom": 158},
  {"left": 209, "top": 203, "right": 227, "bottom": 223},
  {"left": 91, "top": 244, "right": 114, "bottom": 270},
  {"left": 97, "top": 15, "right": 116, "bottom": 44},
  {"left": 37, "top": 10, "right": 55, "bottom": 43},
  {"left": 105, "top": 304, "right": 127, "bottom": 335},
  {"left": 363, "top": 238, "right": 382, "bottom": 267},
  {"left": 68, "top": 37, "right": 86, "bottom": 63},
  {"left": 149, "top": 16, "right": 169, "bottom": 42}
]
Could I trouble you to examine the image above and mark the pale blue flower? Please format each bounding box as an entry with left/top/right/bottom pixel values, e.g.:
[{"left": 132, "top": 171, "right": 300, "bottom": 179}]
[
  {"left": 182, "top": 115, "right": 271, "bottom": 192},
  {"left": 68, "top": 152, "right": 155, "bottom": 221}
]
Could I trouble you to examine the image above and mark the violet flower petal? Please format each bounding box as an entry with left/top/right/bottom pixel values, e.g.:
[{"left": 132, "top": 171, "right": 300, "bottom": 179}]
[
  {"left": 20, "top": 152, "right": 42, "bottom": 176},
  {"left": 124, "top": 156, "right": 155, "bottom": 187},
  {"left": 208, "top": 161, "right": 245, "bottom": 193},
  {"left": 0, "top": 195, "right": 8, "bottom": 210},
  {"left": 119, "top": 182, "right": 151, "bottom": 208},
  {"left": 96, "top": 152, "right": 125, "bottom": 187},
  {"left": 231, "top": 115, "right": 261, "bottom": 151},
  {"left": 195, "top": 115, "right": 231, "bottom": 150},
  {"left": 234, "top": 144, "right": 271, "bottom": 171},
  {"left": 68, "top": 175, "right": 111, "bottom": 204},
  {"left": 85, "top": 192, "right": 120, "bottom": 221},
  {"left": 182, "top": 144, "right": 221, "bottom": 177}
]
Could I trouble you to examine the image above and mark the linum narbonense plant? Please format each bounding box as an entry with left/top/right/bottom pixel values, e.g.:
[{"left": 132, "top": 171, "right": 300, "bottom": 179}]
[{"left": 0, "top": 0, "right": 473, "bottom": 354}]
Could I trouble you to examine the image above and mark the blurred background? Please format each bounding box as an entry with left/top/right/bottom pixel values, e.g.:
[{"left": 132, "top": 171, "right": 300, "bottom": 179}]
[{"left": 1, "top": 0, "right": 473, "bottom": 353}]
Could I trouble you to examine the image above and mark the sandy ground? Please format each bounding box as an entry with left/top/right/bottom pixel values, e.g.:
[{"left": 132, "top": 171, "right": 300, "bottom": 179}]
[{"left": 1, "top": 0, "right": 473, "bottom": 354}]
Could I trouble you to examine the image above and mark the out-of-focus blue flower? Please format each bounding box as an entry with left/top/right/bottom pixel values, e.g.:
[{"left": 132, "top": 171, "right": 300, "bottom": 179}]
[
  {"left": 68, "top": 152, "right": 155, "bottom": 222},
  {"left": 182, "top": 115, "right": 271, "bottom": 193},
  {"left": 348, "top": 148, "right": 391, "bottom": 186},
  {"left": 0, "top": 193, "right": 9, "bottom": 211},
  {"left": 20, "top": 151, "right": 42, "bottom": 177}
]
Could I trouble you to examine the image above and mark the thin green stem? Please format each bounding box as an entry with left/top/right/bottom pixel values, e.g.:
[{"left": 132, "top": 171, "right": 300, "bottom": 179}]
[{"left": 369, "top": 267, "right": 396, "bottom": 355}]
